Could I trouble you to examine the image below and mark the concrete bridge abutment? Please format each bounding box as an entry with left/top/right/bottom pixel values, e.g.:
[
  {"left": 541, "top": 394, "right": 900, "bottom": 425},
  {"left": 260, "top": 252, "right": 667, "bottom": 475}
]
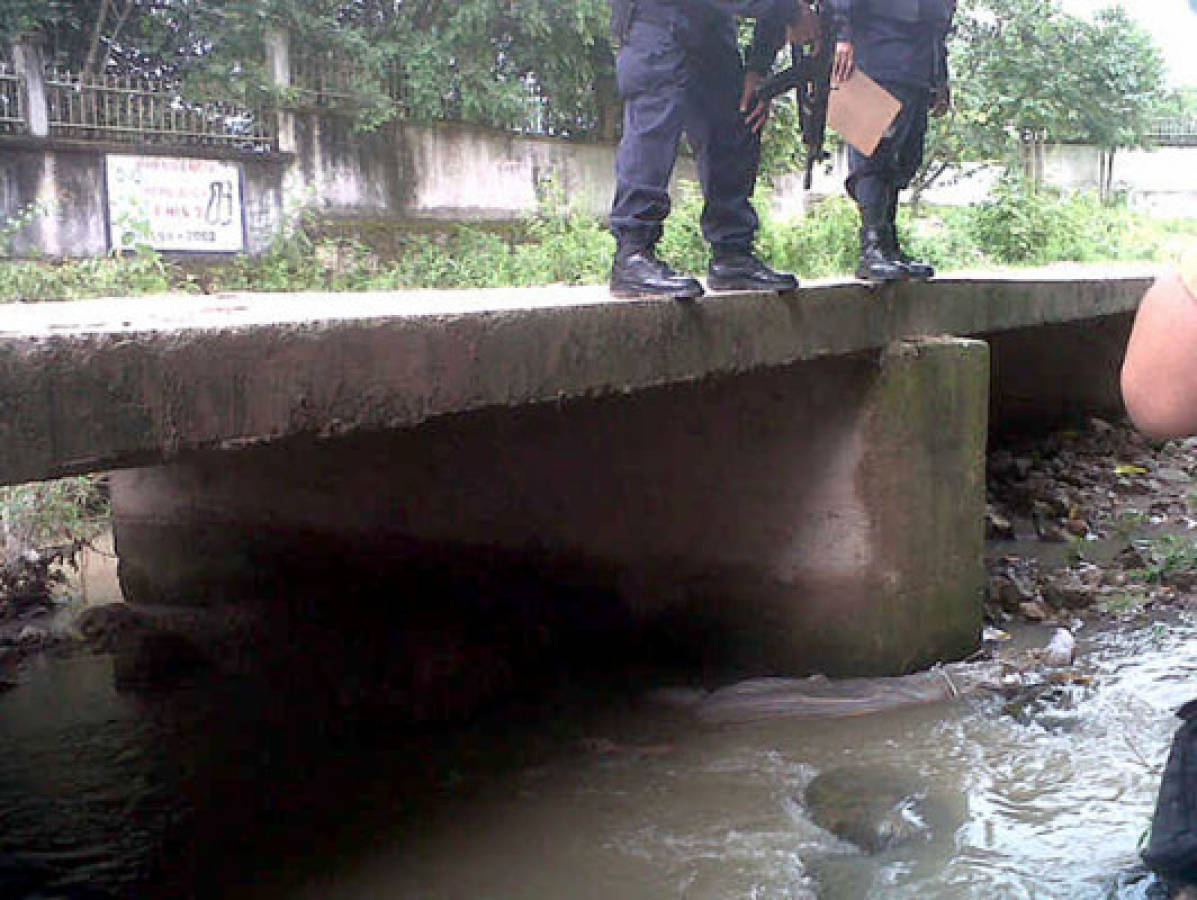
[
  {"left": 109, "top": 335, "right": 988, "bottom": 677},
  {"left": 0, "top": 273, "right": 1153, "bottom": 691}
]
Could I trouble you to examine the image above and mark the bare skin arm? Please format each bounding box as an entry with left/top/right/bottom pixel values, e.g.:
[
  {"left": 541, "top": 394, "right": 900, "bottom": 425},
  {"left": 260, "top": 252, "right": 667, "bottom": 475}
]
[{"left": 1121, "top": 268, "right": 1197, "bottom": 439}]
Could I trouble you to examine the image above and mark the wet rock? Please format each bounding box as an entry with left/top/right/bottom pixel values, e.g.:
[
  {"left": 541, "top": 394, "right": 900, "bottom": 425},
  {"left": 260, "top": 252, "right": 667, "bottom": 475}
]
[
  {"left": 695, "top": 663, "right": 1003, "bottom": 725},
  {"left": 1164, "top": 570, "right": 1197, "bottom": 592},
  {"left": 1040, "top": 583, "right": 1067, "bottom": 610},
  {"left": 1042, "top": 574, "right": 1096, "bottom": 610},
  {"left": 75, "top": 602, "right": 147, "bottom": 652},
  {"left": 1064, "top": 518, "right": 1090, "bottom": 537},
  {"left": 1155, "top": 467, "right": 1190, "bottom": 485},
  {"left": 1019, "top": 600, "right": 1050, "bottom": 622},
  {"left": 0, "top": 647, "right": 17, "bottom": 691},
  {"left": 986, "top": 506, "right": 1015, "bottom": 540},
  {"left": 988, "top": 575, "right": 1027, "bottom": 613},
  {"left": 1013, "top": 456, "right": 1034, "bottom": 479},
  {"left": 112, "top": 631, "right": 211, "bottom": 692},
  {"left": 15, "top": 625, "right": 50, "bottom": 648},
  {"left": 642, "top": 686, "right": 708, "bottom": 708},
  {"left": 1000, "top": 671, "right": 1092, "bottom": 728},
  {"left": 988, "top": 558, "right": 1042, "bottom": 614},
  {"left": 988, "top": 449, "right": 1016, "bottom": 478},
  {"left": 1033, "top": 518, "right": 1069, "bottom": 543},
  {"left": 804, "top": 765, "right": 949, "bottom": 854},
  {"left": 576, "top": 737, "right": 675, "bottom": 758}
]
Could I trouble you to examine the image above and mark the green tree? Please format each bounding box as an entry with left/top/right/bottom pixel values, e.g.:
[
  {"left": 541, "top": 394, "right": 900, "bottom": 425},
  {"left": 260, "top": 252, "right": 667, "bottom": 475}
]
[
  {"left": 3, "top": 0, "right": 617, "bottom": 136},
  {"left": 912, "top": 0, "right": 1166, "bottom": 202}
]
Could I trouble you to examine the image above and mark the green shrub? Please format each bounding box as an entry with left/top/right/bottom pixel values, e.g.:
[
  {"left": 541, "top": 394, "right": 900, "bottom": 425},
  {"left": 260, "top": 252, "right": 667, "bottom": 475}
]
[
  {"left": 759, "top": 196, "right": 861, "bottom": 278},
  {"left": 0, "top": 251, "right": 174, "bottom": 302},
  {"left": 1, "top": 178, "right": 1193, "bottom": 301},
  {"left": 956, "top": 175, "right": 1192, "bottom": 267},
  {"left": 656, "top": 183, "right": 710, "bottom": 275},
  {"left": 1, "top": 476, "right": 110, "bottom": 552}
]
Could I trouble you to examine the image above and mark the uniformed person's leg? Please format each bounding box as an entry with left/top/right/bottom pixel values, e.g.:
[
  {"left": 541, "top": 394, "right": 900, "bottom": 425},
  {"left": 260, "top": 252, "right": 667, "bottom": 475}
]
[
  {"left": 888, "top": 89, "right": 934, "bottom": 279},
  {"left": 846, "top": 81, "right": 935, "bottom": 282},
  {"left": 609, "top": 16, "right": 703, "bottom": 299},
  {"left": 683, "top": 26, "right": 797, "bottom": 292},
  {"left": 847, "top": 143, "right": 905, "bottom": 282}
]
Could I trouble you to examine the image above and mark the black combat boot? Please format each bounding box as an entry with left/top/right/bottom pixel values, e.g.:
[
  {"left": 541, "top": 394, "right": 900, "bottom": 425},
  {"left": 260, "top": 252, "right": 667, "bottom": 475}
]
[
  {"left": 610, "top": 248, "right": 704, "bottom": 300},
  {"left": 884, "top": 190, "right": 934, "bottom": 280},
  {"left": 707, "top": 249, "right": 798, "bottom": 292},
  {"left": 856, "top": 214, "right": 906, "bottom": 283}
]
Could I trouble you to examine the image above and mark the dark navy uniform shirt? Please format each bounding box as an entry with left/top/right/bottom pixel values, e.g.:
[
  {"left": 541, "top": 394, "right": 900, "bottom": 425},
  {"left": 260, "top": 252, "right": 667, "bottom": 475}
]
[
  {"left": 827, "top": 0, "right": 954, "bottom": 89},
  {"left": 619, "top": 0, "right": 800, "bottom": 73}
]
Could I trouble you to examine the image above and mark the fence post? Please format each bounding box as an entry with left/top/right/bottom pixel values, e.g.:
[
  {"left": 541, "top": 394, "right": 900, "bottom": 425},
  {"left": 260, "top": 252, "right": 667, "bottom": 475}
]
[
  {"left": 11, "top": 33, "right": 48, "bottom": 137},
  {"left": 265, "top": 28, "right": 296, "bottom": 154}
]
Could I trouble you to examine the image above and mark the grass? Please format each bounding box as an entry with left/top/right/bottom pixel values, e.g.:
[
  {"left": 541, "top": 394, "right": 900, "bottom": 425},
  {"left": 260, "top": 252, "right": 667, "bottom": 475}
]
[{"left": 2, "top": 180, "right": 1195, "bottom": 303}]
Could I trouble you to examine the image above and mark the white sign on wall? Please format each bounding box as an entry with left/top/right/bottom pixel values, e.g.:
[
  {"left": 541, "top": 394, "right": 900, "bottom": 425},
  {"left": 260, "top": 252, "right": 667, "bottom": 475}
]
[{"left": 105, "top": 155, "right": 245, "bottom": 253}]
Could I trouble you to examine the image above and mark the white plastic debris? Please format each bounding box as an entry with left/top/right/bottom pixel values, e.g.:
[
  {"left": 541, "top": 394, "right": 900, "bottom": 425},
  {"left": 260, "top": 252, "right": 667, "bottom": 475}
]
[{"left": 1043, "top": 628, "right": 1076, "bottom": 667}]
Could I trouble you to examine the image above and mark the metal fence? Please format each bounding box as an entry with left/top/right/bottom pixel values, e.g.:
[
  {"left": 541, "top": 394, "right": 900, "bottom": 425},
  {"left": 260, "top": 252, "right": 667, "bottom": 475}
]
[
  {"left": 288, "top": 58, "right": 556, "bottom": 135},
  {"left": 1148, "top": 117, "right": 1197, "bottom": 147},
  {"left": 44, "top": 70, "right": 276, "bottom": 151},
  {"left": 291, "top": 56, "right": 405, "bottom": 111},
  {"left": 0, "top": 62, "right": 25, "bottom": 135},
  {"left": 2, "top": 57, "right": 578, "bottom": 151}
]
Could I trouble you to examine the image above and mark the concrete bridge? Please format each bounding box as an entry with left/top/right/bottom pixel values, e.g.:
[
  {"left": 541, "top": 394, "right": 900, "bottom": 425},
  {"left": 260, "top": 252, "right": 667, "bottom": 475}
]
[{"left": 0, "top": 268, "right": 1154, "bottom": 677}]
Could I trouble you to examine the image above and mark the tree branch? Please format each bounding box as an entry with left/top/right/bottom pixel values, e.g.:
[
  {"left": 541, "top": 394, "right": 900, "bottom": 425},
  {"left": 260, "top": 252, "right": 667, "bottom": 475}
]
[
  {"left": 99, "top": 0, "right": 138, "bottom": 73},
  {"left": 82, "top": 0, "right": 114, "bottom": 76}
]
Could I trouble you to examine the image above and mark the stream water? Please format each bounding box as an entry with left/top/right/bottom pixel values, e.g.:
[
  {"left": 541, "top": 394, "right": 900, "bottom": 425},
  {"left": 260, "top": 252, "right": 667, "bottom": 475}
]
[{"left": 1, "top": 608, "right": 1194, "bottom": 899}]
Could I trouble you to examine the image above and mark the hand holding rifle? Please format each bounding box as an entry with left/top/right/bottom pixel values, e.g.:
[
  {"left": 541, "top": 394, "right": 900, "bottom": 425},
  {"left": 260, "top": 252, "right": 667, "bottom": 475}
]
[
  {"left": 742, "top": 3, "right": 822, "bottom": 134},
  {"left": 833, "top": 40, "right": 854, "bottom": 84},
  {"left": 751, "top": 2, "right": 833, "bottom": 188}
]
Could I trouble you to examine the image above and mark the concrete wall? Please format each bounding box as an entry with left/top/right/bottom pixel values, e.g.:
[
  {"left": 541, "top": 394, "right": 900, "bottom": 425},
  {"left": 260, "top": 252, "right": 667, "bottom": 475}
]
[
  {"left": 913, "top": 144, "right": 1197, "bottom": 215},
  {"left": 0, "top": 142, "right": 291, "bottom": 258},
  {"left": 290, "top": 115, "right": 651, "bottom": 223},
  {"left": 0, "top": 117, "right": 696, "bottom": 258}
]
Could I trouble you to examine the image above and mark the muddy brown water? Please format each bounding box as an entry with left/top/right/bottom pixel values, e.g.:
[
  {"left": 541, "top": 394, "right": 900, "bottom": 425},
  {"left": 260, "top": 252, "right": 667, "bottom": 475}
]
[{"left": 1, "top": 607, "right": 1194, "bottom": 899}]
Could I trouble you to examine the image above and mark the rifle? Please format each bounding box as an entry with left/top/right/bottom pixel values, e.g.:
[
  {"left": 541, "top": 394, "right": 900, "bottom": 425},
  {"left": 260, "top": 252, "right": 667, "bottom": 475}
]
[{"left": 754, "top": 4, "right": 833, "bottom": 190}]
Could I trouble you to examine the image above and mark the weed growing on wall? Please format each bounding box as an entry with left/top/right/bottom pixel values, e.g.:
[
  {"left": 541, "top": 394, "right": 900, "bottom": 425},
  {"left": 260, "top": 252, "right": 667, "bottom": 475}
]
[{"left": 0, "top": 202, "right": 52, "bottom": 258}]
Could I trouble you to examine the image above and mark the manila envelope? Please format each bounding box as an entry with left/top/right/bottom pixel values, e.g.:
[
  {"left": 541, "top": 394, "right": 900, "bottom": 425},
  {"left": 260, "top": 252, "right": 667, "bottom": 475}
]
[{"left": 827, "top": 70, "right": 903, "bottom": 157}]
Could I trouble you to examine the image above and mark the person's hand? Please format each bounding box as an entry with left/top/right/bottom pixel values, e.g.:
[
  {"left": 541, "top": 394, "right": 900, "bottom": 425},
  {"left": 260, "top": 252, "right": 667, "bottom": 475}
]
[
  {"left": 740, "top": 70, "right": 771, "bottom": 134},
  {"left": 931, "top": 81, "right": 952, "bottom": 117},
  {"left": 833, "top": 40, "right": 855, "bottom": 84},
  {"left": 787, "top": 3, "right": 820, "bottom": 47}
]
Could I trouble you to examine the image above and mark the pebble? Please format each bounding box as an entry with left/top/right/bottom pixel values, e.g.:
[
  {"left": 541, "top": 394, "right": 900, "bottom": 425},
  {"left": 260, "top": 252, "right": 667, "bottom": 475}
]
[
  {"left": 1019, "top": 601, "right": 1050, "bottom": 622},
  {"left": 16, "top": 625, "right": 49, "bottom": 647}
]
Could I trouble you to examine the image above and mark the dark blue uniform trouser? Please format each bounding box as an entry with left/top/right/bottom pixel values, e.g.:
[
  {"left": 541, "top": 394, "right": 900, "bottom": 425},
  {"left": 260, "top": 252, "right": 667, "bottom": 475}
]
[
  {"left": 845, "top": 81, "right": 930, "bottom": 211},
  {"left": 610, "top": 13, "right": 761, "bottom": 255}
]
